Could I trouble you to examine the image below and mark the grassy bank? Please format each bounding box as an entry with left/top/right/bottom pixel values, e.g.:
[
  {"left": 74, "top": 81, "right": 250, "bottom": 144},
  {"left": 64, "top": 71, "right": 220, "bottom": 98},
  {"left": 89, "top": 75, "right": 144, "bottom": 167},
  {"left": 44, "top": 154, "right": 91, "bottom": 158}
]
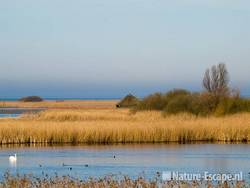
[{"left": 0, "top": 109, "right": 249, "bottom": 144}]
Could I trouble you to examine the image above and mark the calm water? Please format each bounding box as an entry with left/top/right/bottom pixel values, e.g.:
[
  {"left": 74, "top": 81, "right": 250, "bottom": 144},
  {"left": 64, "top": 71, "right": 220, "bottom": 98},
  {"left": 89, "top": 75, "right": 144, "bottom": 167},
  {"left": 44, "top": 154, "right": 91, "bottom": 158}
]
[
  {"left": 0, "top": 114, "right": 20, "bottom": 118},
  {"left": 0, "top": 144, "right": 249, "bottom": 181}
]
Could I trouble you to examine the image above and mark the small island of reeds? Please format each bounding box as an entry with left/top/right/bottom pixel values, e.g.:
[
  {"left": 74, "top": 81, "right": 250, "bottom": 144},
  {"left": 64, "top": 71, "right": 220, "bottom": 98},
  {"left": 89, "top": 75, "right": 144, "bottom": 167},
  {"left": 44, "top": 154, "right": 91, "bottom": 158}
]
[{"left": 0, "top": 108, "right": 249, "bottom": 144}]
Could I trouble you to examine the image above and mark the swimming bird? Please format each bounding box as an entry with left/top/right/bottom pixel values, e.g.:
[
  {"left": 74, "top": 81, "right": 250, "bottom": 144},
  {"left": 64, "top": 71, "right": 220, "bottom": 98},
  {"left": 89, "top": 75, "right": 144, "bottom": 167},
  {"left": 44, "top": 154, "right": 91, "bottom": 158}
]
[{"left": 9, "top": 154, "right": 17, "bottom": 163}]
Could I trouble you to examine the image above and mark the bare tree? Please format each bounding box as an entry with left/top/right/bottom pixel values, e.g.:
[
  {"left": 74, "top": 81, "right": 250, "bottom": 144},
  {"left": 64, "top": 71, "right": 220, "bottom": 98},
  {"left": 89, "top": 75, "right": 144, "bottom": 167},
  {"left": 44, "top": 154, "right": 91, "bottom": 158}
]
[{"left": 203, "top": 63, "right": 229, "bottom": 97}]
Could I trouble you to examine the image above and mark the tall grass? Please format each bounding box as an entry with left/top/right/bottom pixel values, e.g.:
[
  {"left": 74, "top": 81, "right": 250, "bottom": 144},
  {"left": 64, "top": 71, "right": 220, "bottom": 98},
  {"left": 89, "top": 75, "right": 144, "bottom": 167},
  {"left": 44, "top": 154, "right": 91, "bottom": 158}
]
[
  {"left": 1, "top": 172, "right": 246, "bottom": 188},
  {"left": 0, "top": 109, "right": 249, "bottom": 144},
  {"left": 0, "top": 100, "right": 118, "bottom": 109}
]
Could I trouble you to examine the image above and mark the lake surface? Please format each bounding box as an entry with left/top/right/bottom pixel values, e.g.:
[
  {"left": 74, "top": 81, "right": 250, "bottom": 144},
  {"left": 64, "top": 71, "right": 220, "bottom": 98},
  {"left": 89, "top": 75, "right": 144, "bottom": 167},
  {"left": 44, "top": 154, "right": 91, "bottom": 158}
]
[
  {"left": 0, "top": 114, "right": 20, "bottom": 118},
  {"left": 0, "top": 144, "right": 249, "bottom": 182}
]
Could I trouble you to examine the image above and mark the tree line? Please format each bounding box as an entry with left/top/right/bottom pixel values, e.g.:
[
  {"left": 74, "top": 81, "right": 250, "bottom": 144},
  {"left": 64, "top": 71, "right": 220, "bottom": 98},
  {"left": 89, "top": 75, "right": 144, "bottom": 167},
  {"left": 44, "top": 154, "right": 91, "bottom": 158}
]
[{"left": 118, "top": 63, "right": 250, "bottom": 116}]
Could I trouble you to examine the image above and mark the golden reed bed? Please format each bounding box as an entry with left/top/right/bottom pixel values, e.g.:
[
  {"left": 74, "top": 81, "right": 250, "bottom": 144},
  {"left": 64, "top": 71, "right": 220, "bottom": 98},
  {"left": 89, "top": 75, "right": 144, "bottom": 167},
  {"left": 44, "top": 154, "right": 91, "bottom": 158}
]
[
  {"left": 0, "top": 100, "right": 118, "bottom": 109},
  {"left": 0, "top": 101, "right": 249, "bottom": 144}
]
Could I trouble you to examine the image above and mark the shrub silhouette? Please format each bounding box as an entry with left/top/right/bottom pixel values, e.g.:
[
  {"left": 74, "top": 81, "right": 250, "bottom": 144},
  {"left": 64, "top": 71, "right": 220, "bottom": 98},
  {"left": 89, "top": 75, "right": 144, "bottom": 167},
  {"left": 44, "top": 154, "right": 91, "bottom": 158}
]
[
  {"left": 163, "top": 94, "right": 193, "bottom": 114},
  {"left": 116, "top": 94, "right": 139, "bottom": 108},
  {"left": 135, "top": 88, "right": 250, "bottom": 116},
  {"left": 135, "top": 89, "right": 191, "bottom": 111},
  {"left": 135, "top": 93, "right": 165, "bottom": 110},
  {"left": 19, "top": 96, "right": 43, "bottom": 102},
  {"left": 215, "top": 97, "right": 250, "bottom": 116}
]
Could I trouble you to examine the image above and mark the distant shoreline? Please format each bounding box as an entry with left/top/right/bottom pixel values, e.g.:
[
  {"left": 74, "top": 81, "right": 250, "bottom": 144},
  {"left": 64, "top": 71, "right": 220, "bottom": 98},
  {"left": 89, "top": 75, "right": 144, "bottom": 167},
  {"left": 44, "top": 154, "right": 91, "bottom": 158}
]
[
  {"left": 0, "top": 98, "right": 121, "bottom": 101},
  {"left": 0, "top": 100, "right": 118, "bottom": 110},
  {"left": 0, "top": 94, "right": 249, "bottom": 102}
]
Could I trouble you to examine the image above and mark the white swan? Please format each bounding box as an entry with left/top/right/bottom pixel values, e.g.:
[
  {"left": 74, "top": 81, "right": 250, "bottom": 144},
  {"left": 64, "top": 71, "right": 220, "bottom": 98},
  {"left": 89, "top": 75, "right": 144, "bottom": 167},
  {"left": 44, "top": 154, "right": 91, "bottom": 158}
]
[{"left": 9, "top": 154, "right": 17, "bottom": 163}]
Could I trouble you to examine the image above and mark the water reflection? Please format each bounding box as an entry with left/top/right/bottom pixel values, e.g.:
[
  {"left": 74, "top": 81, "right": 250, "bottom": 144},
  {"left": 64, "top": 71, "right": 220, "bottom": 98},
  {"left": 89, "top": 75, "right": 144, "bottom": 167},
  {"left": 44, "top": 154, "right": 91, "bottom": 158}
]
[
  {"left": 0, "top": 114, "right": 20, "bottom": 118},
  {"left": 9, "top": 160, "right": 16, "bottom": 168},
  {"left": 9, "top": 154, "right": 17, "bottom": 168}
]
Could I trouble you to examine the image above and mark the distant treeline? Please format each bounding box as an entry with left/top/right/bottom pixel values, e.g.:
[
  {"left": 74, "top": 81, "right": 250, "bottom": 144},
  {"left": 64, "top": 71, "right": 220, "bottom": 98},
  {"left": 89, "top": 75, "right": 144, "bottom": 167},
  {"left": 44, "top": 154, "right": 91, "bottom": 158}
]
[{"left": 119, "top": 63, "right": 250, "bottom": 116}]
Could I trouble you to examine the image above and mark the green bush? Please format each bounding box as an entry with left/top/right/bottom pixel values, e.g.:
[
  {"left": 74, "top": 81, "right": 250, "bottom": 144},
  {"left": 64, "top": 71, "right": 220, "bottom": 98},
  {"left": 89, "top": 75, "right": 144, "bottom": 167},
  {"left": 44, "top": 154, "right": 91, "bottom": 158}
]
[
  {"left": 215, "top": 98, "right": 250, "bottom": 116},
  {"left": 164, "top": 89, "right": 190, "bottom": 99},
  {"left": 135, "top": 93, "right": 165, "bottom": 110},
  {"left": 135, "top": 89, "right": 191, "bottom": 111},
  {"left": 163, "top": 94, "right": 193, "bottom": 114},
  {"left": 133, "top": 89, "right": 250, "bottom": 116},
  {"left": 190, "top": 93, "right": 219, "bottom": 115}
]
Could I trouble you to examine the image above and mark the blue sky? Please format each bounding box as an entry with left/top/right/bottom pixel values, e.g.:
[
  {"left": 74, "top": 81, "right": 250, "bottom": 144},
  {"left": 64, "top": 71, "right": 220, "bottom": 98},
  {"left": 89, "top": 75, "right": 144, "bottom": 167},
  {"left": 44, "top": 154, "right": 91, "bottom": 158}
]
[{"left": 0, "top": 0, "right": 249, "bottom": 98}]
